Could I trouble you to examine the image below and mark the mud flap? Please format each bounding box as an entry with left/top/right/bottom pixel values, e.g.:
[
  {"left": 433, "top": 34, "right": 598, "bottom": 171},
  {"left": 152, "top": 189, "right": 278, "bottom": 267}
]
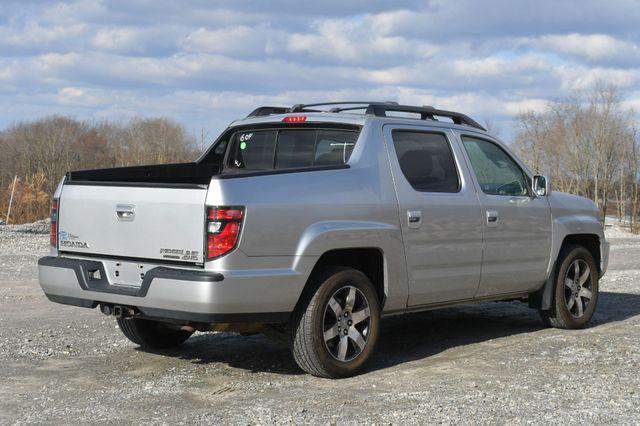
[{"left": 528, "top": 261, "right": 556, "bottom": 310}]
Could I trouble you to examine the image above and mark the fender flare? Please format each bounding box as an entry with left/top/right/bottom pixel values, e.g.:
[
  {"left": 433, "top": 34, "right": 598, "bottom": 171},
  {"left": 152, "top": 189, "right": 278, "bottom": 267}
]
[{"left": 292, "top": 220, "right": 408, "bottom": 312}]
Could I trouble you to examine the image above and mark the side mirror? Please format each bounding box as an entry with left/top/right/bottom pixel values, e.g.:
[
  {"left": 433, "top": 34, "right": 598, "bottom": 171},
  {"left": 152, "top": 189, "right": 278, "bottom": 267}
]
[{"left": 533, "top": 174, "right": 549, "bottom": 197}]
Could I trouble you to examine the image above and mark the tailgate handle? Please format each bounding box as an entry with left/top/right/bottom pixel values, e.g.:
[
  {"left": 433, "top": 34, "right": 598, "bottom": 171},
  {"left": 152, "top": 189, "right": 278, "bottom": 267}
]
[{"left": 116, "top": 204, "right": 135, "bottom": 221}]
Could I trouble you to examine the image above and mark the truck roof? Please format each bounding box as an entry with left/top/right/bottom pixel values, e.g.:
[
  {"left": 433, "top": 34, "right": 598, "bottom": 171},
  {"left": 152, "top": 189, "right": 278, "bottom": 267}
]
[{"left": 229, "top": 102, "right": 487, "bottom": 132}]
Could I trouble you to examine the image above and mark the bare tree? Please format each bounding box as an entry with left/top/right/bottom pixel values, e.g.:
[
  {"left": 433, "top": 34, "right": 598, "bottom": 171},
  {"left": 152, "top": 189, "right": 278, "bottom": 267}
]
[
  {"left": 513, "top": 83, "right": 638, "bottom": 224},
  {"left": 629, "top": 125, "right": 640, "bottom": 232},
  {"left": 0, "top": 116, "right": 200, "bottom": 224},
  {"left": 483, "top": 118, "right": 502, "bottom": 139}
]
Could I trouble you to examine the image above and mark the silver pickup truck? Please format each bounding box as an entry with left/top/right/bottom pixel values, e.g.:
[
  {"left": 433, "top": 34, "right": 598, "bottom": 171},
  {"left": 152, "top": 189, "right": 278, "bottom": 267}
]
[{"left": 39, "top": 102, "right": 609, "bottom": 378}]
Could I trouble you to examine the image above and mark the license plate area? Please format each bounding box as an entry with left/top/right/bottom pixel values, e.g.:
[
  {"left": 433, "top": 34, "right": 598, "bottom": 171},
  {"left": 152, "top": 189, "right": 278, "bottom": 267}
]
[{"left": 103, "top": 260, "right": 150, "bottom": 288}]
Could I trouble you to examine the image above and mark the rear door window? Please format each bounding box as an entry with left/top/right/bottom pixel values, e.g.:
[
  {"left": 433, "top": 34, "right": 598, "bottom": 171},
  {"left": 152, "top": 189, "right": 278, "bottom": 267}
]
[
  {"left": 225, "top": 128, "right": 358, "bottom": 172},
  {"left": 392, "top": 131, "right": 460, "bottom": 193}
]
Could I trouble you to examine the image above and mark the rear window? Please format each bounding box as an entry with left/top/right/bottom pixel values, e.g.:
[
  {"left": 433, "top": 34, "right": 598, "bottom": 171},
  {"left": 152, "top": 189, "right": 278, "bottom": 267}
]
[
  {"left": 225, "top": 129, "right": 358, "bottom": 172},
  {"left": 227, "top": 130, "right": 277, "bottom": 170}
]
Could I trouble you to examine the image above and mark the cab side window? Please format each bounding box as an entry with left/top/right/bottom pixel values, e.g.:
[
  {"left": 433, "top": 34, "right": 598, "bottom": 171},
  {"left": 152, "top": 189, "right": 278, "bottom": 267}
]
[
  {"left": 314, "top": 130, "right": 357, "bottom": 166},
  {"left": 461, "top": 136, "right": 529, "bottom": 196},
  {"left": 392, "top": 131, "right": 460, "bottom": 193}
]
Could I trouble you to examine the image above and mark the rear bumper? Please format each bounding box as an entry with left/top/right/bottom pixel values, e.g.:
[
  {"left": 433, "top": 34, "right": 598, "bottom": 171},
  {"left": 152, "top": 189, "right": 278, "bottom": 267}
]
[{"left": 38, "top": 256, "right": 292, "bottom": 323}]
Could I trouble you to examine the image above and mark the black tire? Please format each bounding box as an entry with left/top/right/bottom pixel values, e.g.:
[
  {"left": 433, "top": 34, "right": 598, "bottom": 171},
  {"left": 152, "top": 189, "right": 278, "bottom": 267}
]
[
  {"left": 539, "top": 245, "right": 599, "bottom": 329},
  {"left": 289, "top": 266, "right": 380, "bottom": 378},
  {"left": 117, "top": 317, "right": 193, "bottom": 349}
]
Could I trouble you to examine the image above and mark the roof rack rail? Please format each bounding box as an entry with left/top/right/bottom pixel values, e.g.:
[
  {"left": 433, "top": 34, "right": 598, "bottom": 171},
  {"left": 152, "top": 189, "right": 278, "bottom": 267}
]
[
  {"left": 289, "top": 101, "right": 398, "bottom": 113},
  {"left": 246, "top": 106, "right": 289, "bottom": 118},
  {"left": 365, "top": 103, "right": 485, "bottom": 130},
  {"left": 245, "top": 101, "right": 486, "bottom": 131}
]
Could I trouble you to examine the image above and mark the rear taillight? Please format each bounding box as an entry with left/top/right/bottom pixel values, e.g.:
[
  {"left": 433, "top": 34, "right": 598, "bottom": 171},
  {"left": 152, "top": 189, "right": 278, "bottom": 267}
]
[
  {"left": 50, "top": 199, "right": 59, "bottom": 248},
  {"left": 205, "top": 206, "right": 244, "bottom": 260}
]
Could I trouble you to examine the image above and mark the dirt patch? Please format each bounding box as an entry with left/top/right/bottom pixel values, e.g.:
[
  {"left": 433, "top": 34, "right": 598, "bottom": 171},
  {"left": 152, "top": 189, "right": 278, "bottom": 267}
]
[{"left": 1, "top": 224, "right": 639, "bottom": 424}]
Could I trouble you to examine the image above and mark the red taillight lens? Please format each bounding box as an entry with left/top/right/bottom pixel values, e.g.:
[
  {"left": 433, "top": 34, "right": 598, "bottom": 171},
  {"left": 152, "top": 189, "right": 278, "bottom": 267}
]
[
  {"left": 50, "top": 222, "right": 57, "bottom": 247},
  {"left": 208, "top": 207, "right": 244, "bottom": 221},
  {"left": 206, "top": 206, "right": 244, "bottom": 260},
  {"left": 282, "top": 115, "right": 307, "bottom": 123},
  {"left": 50, "top": 199, "right": 59, "bottom": 247}
]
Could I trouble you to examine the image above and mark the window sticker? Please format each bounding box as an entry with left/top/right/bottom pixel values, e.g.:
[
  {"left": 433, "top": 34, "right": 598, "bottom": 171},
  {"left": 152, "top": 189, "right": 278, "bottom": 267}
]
[{"left": 239, "top": 132, "right": 252, "bottom": 150}]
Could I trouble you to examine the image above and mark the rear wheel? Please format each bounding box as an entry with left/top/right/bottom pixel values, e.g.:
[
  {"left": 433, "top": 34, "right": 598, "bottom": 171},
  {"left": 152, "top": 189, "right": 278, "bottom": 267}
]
[
  {"left": 289, "top": 267, "right": 380, "bottom": 378},
  {"left": 539, "top": 245, "right": 599, "bottom": 329},
  {"left": 117, "top": 317, "right": 193, "bottom": 349}
]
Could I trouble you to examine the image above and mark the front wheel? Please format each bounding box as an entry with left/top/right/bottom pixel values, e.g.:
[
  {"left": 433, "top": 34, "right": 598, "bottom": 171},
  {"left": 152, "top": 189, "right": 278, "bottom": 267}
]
[
  {"left": 539, "top": 245, "right": 599, "bottom": 329},
  {"left": 289, "top": 267, "right": 380, "bottom": 378},
  {"left": 117, "top": 317, "right": 193, "bottom": 349}
]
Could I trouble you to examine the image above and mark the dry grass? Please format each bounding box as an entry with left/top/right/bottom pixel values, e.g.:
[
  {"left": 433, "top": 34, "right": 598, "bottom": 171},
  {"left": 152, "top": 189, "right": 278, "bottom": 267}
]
[{"left": 1, "top": 173, "right": 50, "bottom": 224}]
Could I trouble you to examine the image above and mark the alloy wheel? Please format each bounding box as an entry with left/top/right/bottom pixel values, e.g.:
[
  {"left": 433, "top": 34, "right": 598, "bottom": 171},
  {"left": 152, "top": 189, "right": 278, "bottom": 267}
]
[
  {"left": 322, "top": 285, "right": 371, "bottom": 362},
  {"left": 564, "top": 259, "right": 593, "bottom": 318}
]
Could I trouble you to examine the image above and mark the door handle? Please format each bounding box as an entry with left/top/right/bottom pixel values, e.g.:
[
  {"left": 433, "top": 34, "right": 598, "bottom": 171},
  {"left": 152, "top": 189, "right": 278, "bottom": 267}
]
[
  {"left": 486, "top": 210, "right": 499, "bottom": 227},
  {"left": 407, "top": 210, "right": 422, "bottom": 228}
]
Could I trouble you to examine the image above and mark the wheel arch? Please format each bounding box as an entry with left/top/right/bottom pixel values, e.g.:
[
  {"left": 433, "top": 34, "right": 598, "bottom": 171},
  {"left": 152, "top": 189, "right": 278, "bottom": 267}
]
[
  {"left": 293, "top": 247, "right": 386, "bottom": 315},
  {"left": 532, "top": 232, "right": 602, "bottom": 310},
  {"left": 559, "top": 234, "right": 601, "bottom": 275}
]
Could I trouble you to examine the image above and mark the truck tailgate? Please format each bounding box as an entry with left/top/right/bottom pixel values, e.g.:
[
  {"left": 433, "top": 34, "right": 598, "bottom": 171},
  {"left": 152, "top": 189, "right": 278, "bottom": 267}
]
[{"left": 58, "top": 184, "right": 207, "bottom": 264}]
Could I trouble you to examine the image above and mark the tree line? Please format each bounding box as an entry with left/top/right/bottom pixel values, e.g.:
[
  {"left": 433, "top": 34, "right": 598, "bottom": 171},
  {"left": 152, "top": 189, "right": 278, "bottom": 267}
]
[
  {"left": 1, "top": 85, "right": 639, "bottom": 229},
  {"left": 0, "top": 116, "right": 199, "bottom": 223},
  {"left": 513, "top": 83, "right": 639, "bottom": 232}
]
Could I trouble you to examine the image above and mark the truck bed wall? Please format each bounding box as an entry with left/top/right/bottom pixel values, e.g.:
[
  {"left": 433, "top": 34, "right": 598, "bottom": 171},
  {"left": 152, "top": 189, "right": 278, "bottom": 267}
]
[{"left": 67, "top": 162, "right": 220, "bottom": 185}]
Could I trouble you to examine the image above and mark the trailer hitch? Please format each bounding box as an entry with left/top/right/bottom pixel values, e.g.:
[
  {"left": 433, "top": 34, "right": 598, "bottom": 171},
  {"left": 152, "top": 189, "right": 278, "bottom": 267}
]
[{"left": 100, "top": 303, "right": 135, "bottom": 318}]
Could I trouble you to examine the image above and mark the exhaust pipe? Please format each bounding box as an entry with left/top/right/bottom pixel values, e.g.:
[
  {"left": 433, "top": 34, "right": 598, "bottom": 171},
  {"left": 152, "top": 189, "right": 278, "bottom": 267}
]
[{"left": 100, "top": 304, "right": 112, "bottom": 316}]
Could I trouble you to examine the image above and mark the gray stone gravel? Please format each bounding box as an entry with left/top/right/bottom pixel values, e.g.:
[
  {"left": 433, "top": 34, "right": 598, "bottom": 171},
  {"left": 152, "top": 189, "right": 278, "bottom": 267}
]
[
  {"left": 0, "top": 219, "right": 50, "bottom": 281},
  {"left": 0, "top": 221, "right": 639, "bottom": 424}
]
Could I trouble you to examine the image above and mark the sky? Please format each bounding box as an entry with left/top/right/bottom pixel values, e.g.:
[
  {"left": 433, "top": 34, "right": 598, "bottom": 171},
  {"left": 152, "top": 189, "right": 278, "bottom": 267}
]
[{"left": 1, "top": 0, "right": 640, "bottom": 143}]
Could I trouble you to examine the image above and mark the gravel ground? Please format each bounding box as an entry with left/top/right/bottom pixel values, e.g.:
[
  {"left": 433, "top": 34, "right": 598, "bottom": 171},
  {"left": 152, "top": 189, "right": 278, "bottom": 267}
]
[{"left": 0, "top": 220, "right": 639, "bottom": 424}]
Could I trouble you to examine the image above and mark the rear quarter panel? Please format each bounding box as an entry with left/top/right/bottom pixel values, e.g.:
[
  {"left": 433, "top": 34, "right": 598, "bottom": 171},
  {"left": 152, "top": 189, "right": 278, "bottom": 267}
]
[{"left": 204, "top": 121, "right": 409, "bottom": 311}]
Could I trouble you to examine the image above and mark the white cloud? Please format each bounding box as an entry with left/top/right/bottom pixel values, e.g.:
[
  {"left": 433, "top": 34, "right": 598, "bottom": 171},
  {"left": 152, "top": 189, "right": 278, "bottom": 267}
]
[
  {"left": 34, "top": 52, "right": 81, "bottom": 71},
  {"left": 41, "top": 0, "right": 107, "bottom": 25},
  {"left": 182, "top": 25, "right": 286, "bottom": 56},
  {"left": 0, "top": 20, "right": 87, "bottom": 49},
  {"left": 621, "top": 98, "right": 640, "bottom": 113},
  {"left": 364, "top": 1, "right": 640, "bottom": 40},
  {"left": 452, "top": 55, "right": 548, "bottom": 78},
  {"left": 537, "top": 33, "right": 640, "bottom": 63},
  {"left": 92, "top": 28, "right": 142, "bottom": 52},
  {"left": 1, "top": 0, "right": 640, "bottom": 142},
  {"left": 556, "top": 65, "right": 640, "bottom": 91},
  {"left": 55, "top": 86, "right": 108, "bottom": 108},
  {"left": 285, "top": 18, "right": 440, "bottom": 63}
]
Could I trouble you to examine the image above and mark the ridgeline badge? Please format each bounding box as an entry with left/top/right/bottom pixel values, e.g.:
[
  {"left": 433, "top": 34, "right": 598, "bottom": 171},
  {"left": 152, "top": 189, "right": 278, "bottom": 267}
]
[{"left": 160, "top": 248, "right": 199, "bottom": 261}]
